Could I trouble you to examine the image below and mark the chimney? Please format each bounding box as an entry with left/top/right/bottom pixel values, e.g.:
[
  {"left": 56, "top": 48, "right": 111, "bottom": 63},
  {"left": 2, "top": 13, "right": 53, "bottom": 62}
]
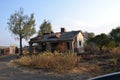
[{"left": 61, "top": 28, "right": 66, "bottom": 33}]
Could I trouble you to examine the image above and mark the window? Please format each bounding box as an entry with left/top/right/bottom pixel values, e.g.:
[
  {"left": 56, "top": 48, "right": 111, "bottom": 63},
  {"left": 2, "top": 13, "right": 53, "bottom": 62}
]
[
  {"left": 79, "top": 41, "right": 81, "bottom": 46},
  {"left": 67, "top": 42, "right": 70, "bottom": 49}
]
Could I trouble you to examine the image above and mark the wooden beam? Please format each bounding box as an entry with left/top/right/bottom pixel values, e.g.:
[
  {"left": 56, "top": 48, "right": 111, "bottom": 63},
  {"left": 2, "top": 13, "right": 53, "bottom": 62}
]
[
  {"left": 72, "top": 41, "right": 74, "bottom": 52},
  {"left": 29, "top": 43, "right": 33, "bottom": 56}
]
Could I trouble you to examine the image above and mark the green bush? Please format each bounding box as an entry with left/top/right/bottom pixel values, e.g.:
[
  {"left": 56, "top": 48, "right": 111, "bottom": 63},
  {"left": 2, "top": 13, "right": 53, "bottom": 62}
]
[
  {"left": 17, "top": 51, "right": 79, "bottom": 72},
  {"left": 109, "top": 59, "right": 117, "bottom": 67}
]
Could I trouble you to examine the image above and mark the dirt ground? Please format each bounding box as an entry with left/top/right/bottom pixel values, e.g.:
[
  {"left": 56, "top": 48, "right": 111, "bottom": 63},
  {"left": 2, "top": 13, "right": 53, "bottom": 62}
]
[{"left": 0, "top": 54, "right": 92, "bottom": 80}]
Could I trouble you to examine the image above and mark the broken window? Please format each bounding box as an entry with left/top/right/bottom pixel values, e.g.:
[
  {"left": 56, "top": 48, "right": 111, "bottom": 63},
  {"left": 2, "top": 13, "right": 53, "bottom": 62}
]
[
  {"left": 67, "top": 42, "right": 70, "bottom": 49},
  {"left": 79, "top": 41, "right": 81, "bottom": 46}
]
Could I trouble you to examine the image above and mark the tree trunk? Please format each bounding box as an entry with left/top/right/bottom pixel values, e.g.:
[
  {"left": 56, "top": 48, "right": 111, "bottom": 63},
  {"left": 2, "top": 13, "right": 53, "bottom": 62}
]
[
  {"left": 29, "top": 43, "right": 33, "bottom": 57},
  {"left": 20, "top": 36, "right": 23, "bottom": 56},
  {"left": 100, "top": 46, "right": 103, "bottom": 54},
  {"left": 99, "top": 46, "right": 103, "bottom": 60}
]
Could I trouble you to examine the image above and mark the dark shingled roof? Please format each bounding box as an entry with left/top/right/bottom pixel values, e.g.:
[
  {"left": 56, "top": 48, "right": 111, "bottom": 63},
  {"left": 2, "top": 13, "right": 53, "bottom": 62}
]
[
  {"left": 59, "top": 31, "right": 81, "bottom": 41},
  {"left": 30, "top": 30, "right": 81, "bottom": 43}
]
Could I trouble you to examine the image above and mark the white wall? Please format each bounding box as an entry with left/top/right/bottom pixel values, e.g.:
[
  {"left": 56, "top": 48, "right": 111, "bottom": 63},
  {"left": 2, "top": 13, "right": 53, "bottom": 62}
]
[
  {"left": 9, "top": 45, "right": 16, "bottom": 54},
  {"left": 76, "top": 32, "right": 84, "bottom": 53},
  {"left": 76, "top": 32, "right": 84, "bottom": 48}
]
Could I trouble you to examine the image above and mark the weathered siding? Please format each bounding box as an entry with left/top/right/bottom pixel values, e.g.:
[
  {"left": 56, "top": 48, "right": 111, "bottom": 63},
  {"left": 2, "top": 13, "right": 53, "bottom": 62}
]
[{"left": 76, "top": 32, "right": 84, "bottom": 53}]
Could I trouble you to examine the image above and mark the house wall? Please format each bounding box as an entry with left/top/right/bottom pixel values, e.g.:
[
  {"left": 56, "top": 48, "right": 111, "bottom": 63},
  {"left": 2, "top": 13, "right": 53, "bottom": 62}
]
[
  {"left": 76, "top": 32, "right": 84, "bottom": 53},
  {"left": 29, "top": 31, "right": 85, "bottom": 54},
  {"left": 56, "top": 42, "right": 68, "bottom": 52},
  {"left": 9, "top": 45, "right": 16, "bottom": 54}
]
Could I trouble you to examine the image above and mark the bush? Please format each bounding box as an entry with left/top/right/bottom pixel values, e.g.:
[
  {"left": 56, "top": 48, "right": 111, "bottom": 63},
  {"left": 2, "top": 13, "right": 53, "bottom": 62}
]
[
  {"left": 17, "top": 51, "right": 79, "bottom": 72},
  {"left": 108, "top": 59, "right": 117, "bottom": 67},
  {"left": 84, "top": 44, "right": 99, "bottom": 54},
  {"left": 32, "top": 51, "right": 55, "bottom": 69},
  {"left": 110, "top": 48, "right": 120, "bottom": 58},
  {"left": 18, "top": 56, "right": 33, "bottom": 66}
]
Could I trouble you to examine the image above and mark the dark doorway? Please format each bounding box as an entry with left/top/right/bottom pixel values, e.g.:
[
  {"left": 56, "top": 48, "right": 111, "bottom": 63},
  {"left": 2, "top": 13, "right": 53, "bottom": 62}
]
[
  {"left": 51, "top": 42, "right": 58, "bottom": 52},
  {"left": 67, "top": 42, "right": 70, "bottom": 50},
  {"left": 41, "top": 43, "right": 46, "bottom": 51}
]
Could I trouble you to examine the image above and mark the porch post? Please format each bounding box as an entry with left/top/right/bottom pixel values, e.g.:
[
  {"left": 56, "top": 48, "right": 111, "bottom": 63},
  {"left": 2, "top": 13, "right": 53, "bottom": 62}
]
[
  {"left": 69, "top": 41, "right": 72, "bottom": 51},
  {"left": 71, "top": 41, "right": 74, "bottom": 52},
  {"left": 29, "top": 42, "right": 33, "bottom": 56},
  {"left": 46, "top": 42, "right": 51, "bottom": 51}
]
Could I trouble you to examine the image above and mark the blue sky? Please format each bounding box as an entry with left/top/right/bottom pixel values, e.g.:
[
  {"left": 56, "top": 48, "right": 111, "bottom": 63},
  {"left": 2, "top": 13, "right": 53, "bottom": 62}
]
[{"left": 0, "top": 0, "right": 120, "bottom": 46}]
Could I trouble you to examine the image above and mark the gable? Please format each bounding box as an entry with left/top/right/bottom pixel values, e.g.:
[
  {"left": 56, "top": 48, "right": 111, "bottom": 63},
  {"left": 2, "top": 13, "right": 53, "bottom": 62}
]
[{"left": 77, "top": 32, "right": 84, "bottom": 41}]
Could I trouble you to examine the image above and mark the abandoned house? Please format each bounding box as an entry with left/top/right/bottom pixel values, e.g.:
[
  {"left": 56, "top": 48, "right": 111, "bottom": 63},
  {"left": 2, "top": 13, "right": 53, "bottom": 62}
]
[{"left": 29, "top": 28, "right": 84, "bottom": 54}]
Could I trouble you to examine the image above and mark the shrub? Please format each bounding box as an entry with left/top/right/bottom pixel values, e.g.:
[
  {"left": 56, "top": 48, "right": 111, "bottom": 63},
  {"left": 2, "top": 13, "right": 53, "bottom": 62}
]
[
  {"left": 84, "top": 44, "right": 99, "bottom": 54},
  {"left": 32, "top": 51, "right": 55, "bottom": 69},
  {"left": 16, "top": 51, "right": 79, "bottom": 72},
  {"left": 108, "top": 59, "right": 117, "bottom": 67},
  {"left": 18, "top": 56, "right": 33, "bottom": 66},
  {"left": 54, "top": 52, "right": 79, "bottom": 72},
  {"left": 110, "top": 48, "right": 120, "bottom": 58}
]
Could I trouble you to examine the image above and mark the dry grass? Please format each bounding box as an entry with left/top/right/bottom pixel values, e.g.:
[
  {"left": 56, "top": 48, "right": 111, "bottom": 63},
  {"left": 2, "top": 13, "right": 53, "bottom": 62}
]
[{"left": 16, "top": 51, "right": 79, "bottom": 72}]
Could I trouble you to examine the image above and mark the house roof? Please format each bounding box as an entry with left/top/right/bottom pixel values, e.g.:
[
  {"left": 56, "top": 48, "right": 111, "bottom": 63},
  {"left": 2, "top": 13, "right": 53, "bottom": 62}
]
[{"left": 29, "top": 30, "right": 82, "bottom": 43}]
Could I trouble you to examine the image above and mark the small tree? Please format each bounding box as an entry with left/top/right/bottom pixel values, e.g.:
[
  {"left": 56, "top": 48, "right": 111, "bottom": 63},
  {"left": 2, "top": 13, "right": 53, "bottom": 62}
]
[
  {"left": 110, "top": 27, "right": 120, "bottom": 46},
  {"left": 7, "top": 8, "right": 36, "bottom": 56},
  {"left": 88, "top": 33, "right": 110, "bottom": 53},
  {"left": 83, "top": 31, "right": 95, "bottom": 42},
  {"left": 38, "top": 20, "right": 52, "bottom": 35}
]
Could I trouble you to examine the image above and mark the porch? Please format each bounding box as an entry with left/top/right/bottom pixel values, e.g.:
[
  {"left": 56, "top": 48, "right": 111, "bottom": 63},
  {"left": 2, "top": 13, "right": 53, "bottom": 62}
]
[{"left": 29, "top": 41, "right": 77, "bottom": 54}]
